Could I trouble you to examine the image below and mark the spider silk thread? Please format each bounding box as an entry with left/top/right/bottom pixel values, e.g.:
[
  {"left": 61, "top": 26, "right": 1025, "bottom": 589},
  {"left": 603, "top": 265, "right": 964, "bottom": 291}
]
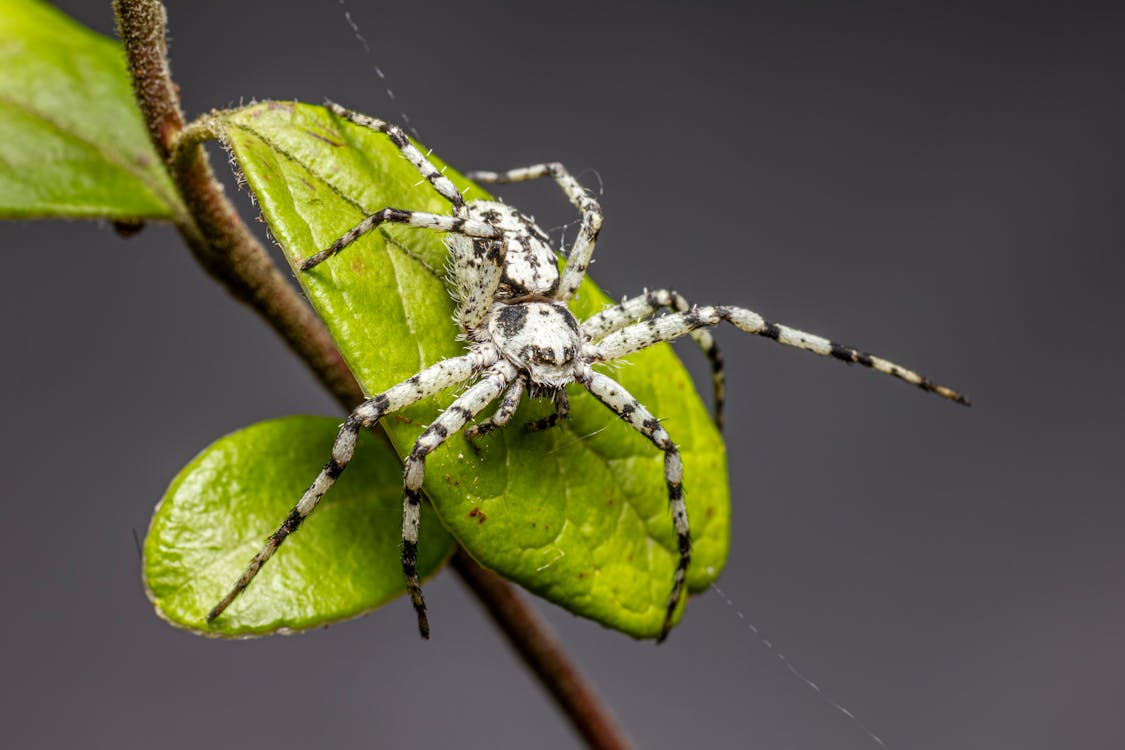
[
  {"left": 710, "top": 583, "right": 888, "bottom": 748},
  {"left": 336, "top": 0, "right": 421, "bottom": 139}
]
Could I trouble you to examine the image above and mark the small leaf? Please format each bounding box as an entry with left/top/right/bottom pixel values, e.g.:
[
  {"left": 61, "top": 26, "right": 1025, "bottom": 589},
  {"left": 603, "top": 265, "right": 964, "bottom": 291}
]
[
  {"left": 219, "top": 101, "right": 730, "bottom": 639},
  {"left": 0, "top": 0, "right": 180, "bottom": 219},
  {"left": 144, "top": 416, "right": 455, "bottom": 637}
]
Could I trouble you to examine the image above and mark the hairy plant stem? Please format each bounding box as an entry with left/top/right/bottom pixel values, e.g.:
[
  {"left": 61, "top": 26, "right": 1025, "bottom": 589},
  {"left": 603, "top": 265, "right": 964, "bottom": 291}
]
[{"left": 113, "top": 2, "right": 632, "bottom": 748}]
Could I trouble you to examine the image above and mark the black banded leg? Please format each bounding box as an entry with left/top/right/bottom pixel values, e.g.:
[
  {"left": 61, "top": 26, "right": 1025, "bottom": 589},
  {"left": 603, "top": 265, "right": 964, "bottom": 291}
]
[
  {"left": 595, "top": 305, "right": 969, "bottom": 405},
  {"left": 583, "top": 289, "right": 727, "bottom": 428},
  {"left": 465, "top": 377, "right": 526, "bottom": 444},
  {"left": 579, "top": 370, "right": 690, "bottom": 642},
  {"left": 525, "top": 387, "right": 570, "bottom": 432},
  {"left": 301, "top": 208, "right": 502, "bottom": 270},
  {"left": 326, "top": 101, "right": 467, "bottom": 214},
  {"left": 465, "top": 163, "right": 602, "bottom": 303},
  {"left": 401, "top": 362, "right": 517, "bottom": 638},
  {"left": 207, "top": 353, "right": 482, "bottom": 623}
]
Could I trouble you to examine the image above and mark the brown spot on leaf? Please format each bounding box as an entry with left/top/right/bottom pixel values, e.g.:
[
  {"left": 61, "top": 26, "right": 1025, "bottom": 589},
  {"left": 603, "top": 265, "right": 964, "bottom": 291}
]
[{"left": 468, "top": 507, "right": 487, "bottom": 524}]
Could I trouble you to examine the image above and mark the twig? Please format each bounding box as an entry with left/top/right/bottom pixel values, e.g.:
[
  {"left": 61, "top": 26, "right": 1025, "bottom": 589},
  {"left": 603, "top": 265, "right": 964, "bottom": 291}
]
[
  {"left": 112, "top": 2, "right": 632, "bottom": 748},
  {"left": 453, "top": 549, "right": 632, "bottom": 750},
  {"left": 114, "top": 0, "right": 356, "bottom": 407}
]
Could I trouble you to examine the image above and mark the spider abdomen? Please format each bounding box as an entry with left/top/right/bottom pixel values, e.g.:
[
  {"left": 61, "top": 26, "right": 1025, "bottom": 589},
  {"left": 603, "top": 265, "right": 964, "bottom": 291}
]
[{"left": 488, "top": 300, "right": 581, "bottom": 388}]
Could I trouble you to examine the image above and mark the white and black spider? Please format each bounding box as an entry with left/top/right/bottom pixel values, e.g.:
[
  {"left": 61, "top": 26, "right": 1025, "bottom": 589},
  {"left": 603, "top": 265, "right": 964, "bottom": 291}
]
[{"left": 208, "top": 101, "right": 967, "bottom": 641}]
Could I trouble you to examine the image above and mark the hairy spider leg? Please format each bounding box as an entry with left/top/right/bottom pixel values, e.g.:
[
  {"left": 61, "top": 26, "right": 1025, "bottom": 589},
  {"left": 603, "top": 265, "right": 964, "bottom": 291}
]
[
  {"left": 207, "top": 353, "right": 484, "bottom": 623},
  {"left": 525, "top": 387, "right": 570, "bottom": 432},
  {"left": 300, "top": 208, "right": 501, "bottom": 271},
  {"left": 402, "top": 361, "right": 518, "bottom": 638},
  {"left": 579, "top": 369, "right": 690, "bottom": 642},
  {"left": 325, "top": 101, "right": 468, "bottom": 214},
  {"left": 595, "top": 305, "right": 970, "bottom": 405},
  {"left": 466, "top": 163, "right": 603, "bottom": 302},
  {"left": 583, "top": 289, "right": 726, "bottom": 428},
  {"left": 313, "top": 103, "right": 513, "bottom": 333},
  {"left": 465, "top": 377, "right": 526, "bottom": 442}
]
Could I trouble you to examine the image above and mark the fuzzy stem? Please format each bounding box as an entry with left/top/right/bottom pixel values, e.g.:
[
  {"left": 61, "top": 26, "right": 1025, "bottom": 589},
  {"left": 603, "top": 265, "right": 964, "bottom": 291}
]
[
  {"left": 114, "top": 0, "right": 357, "bottom": 407},
  {"left": 112, "top": 2, "right": 631, "bottom": 748}
]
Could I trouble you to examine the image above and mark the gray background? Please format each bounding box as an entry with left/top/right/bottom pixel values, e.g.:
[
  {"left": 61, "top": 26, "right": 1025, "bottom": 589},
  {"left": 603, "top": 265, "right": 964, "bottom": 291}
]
[{"left": 2, "top": 1, "right": 1123, "bottom": 748}]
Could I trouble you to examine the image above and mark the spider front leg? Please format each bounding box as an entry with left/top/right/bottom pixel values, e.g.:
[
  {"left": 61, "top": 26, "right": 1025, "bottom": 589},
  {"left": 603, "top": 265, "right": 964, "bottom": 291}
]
[
  {"left": 525, "top": 387, "right": 570, "bottom": 432},
  {"left": 596, "top": 305, "right": 969, "bottom": 405},
  {"left": 207, "top": 353, "right": 484, "bottom": 623},
  {"left": 466, "top": 162, "right": 602, "bottom": 302},
  {"left": 465, "top": 377, "right": 526, "bottom": 444},
  {"left": 401, "top": 361, "right": 517, "bottom": 638},
  {"left": 326, "top": 101, "right": 468, "bottom": 215},
  {"left": 583, "top": 289, "right": 727, "bottom": 428},
  {"left": 579, "top": 369, "right": 690, "bottom": 642}
]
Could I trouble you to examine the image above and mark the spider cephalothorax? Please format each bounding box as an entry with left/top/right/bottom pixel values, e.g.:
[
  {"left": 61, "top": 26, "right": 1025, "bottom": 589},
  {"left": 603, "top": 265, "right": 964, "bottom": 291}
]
[
  {"left": 208, "top": 101, "right": 968, "bottom": 641},
  {"left": 489, "top": 301, "right": 584, "bottom": 387}
]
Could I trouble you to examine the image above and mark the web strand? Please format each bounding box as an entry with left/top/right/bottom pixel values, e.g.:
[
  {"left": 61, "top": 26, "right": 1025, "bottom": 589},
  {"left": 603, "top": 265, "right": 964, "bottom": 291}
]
[{"left": 711, "top": 583, "right": 888, "bottom": 748}]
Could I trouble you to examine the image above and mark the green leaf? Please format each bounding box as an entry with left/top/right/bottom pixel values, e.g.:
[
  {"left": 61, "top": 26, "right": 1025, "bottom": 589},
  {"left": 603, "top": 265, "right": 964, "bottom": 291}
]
[
  {"left": 0, "top": 0, "right": 180, "bottom": 219},
  {"left": 144, "top": 416, "right": 455, "bottom": 637},
  {"left": 219, "top": 101, "right": 730, "bottom": 639}
]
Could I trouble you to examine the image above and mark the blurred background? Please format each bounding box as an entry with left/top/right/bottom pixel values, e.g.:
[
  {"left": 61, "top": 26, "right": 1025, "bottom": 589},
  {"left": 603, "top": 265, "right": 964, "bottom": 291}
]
[{"left": 2, "top": 2, "right": 1123, "bottom": 748}]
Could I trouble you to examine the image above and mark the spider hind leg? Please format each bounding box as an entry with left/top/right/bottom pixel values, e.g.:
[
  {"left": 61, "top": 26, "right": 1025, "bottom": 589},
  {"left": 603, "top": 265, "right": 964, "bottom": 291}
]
[{"left": 525, "top": 387, "right": 570, "bottom": 432}]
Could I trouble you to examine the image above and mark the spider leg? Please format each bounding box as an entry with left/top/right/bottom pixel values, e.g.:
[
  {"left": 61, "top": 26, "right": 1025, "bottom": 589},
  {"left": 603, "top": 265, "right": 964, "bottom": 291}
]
[
  {"left": 402, "top": 361, "right": 518, "bottom": 638},
  {"left": 326, "top": 101, "right": 467, "bottom": 215},
  {"left": 525, "top": 387, "right": 570, "bottom": 432},
  {"left": 595, "top": 305, "right": 969, "bottom": 405},
  {"left": 579, "top": 369, "right": 690, "bottom": 642},
  {"left": 465, "top": 163, "right": 602, "bottom": 302},
  {"left": 300, "top": 209, "right": 502, "bottom": 271},
  {"left": 207, "top": 352, "right": 485, "bottom": 623},
  {"left": 583, "top": 289, "right": 726, "bottom": 429},
  {"left": 465, "top": 377, "right": 526, "bottom": 442}
]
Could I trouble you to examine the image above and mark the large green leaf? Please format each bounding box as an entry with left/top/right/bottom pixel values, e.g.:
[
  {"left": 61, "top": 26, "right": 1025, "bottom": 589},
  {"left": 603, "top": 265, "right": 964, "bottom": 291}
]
[
  {"left": 144, "top": 416, "right": 455, "bottom": 636},
  {"left": 0, "top": 0, "right": 180, "bottom": 219},
  {"left": 219, "top": 101, "right": 729, "bottom": 639}
]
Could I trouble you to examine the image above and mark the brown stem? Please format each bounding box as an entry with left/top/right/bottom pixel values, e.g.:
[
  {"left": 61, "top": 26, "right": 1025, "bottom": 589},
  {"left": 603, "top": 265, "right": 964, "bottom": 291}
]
[
  {"left": 112, "top": 2, "right": 631, "bottom": 748},
  {"left": 453, "top": 550, "right": 633, "bottom": 750},
  {"left": 114, "top": 0, "right": 357, "bottom": 408}
]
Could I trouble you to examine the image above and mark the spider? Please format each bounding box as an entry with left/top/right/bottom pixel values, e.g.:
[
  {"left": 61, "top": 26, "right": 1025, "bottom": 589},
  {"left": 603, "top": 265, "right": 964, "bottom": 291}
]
[{"left": 208, "top": 101, "right": 968, "bottom": 641}]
